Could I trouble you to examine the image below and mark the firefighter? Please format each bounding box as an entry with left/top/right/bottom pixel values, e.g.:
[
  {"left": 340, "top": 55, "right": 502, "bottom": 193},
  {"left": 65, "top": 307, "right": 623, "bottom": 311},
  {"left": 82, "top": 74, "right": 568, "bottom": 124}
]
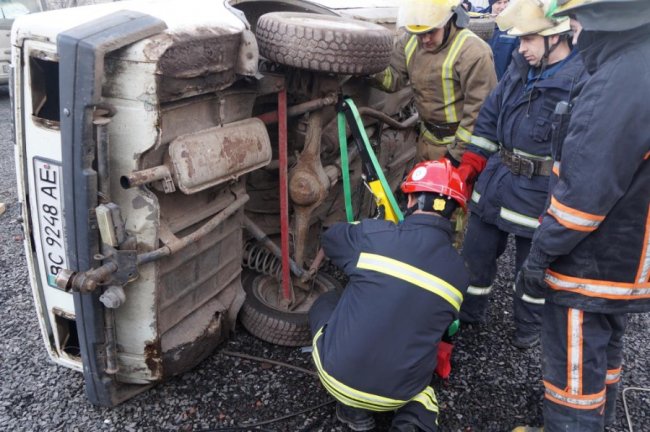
[
  {"left": 456, "top": 0, "right": 588, "bottom": 348},
  {"left": 373, "top": 0, "right": 497, "bottom": 163},
  {"left": 309, "top": 159, "right": 470, "bottom": 432},
  {"left": 486, "top": 0, "right": 519, "bottom": 80},
  {"left": 514, "top": 0, "right": 650, "bottom": 430}
]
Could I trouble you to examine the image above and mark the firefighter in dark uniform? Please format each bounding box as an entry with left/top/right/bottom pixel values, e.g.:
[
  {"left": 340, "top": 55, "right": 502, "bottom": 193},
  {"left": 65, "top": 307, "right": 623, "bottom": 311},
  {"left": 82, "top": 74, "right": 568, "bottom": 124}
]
[
  {"left": 309, "top": 159, "right": 470, "bottom": 432},
  {"left": 455, "top": 0, "right": 588, "bottom": 348},
  {"left": 486, "top": 0, "right": 519, "bottom": 80},
  {"left": 514, "top": 0, "right": 650, "bottom": 430}
]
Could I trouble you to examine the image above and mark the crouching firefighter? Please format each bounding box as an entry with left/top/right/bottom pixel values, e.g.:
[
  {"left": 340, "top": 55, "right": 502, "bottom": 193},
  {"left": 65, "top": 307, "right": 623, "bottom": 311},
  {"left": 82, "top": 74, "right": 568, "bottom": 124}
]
[
  {"left": 309, "top": 159, "right": 470, "bottom": 432},
  {"left": 455, "top": 0, "right": 588, "bottom": 348}
]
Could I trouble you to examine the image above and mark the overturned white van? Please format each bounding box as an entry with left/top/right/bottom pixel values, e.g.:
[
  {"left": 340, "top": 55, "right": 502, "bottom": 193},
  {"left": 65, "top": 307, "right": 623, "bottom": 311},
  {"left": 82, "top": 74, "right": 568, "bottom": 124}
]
[{"left": 12, "top": 0, "right": 436, "bottom": 405}]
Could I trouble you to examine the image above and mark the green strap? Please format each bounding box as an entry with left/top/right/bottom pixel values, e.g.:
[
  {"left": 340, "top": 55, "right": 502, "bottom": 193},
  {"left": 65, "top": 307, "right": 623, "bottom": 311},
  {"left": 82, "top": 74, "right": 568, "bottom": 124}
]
[
  {"left": 338, "top": 97, "right": 405, "bottom": 223},
  {"left": 337, "top": 110, "right": 354, "bottom": 222}
]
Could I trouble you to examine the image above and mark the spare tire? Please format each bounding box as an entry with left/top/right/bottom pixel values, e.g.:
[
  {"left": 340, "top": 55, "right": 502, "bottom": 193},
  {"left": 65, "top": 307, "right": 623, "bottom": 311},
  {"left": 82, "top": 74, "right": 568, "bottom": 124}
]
[
  {"left": 256, "top": 12, "right": 393, "bottom": 75},
  {"left": 468, "top": 17, "right": 496, "bottom": 41}
]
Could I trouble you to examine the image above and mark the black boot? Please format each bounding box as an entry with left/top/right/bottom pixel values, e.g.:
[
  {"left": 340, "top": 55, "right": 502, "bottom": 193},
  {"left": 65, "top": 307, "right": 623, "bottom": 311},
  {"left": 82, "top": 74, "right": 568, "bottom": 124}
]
[
  {"left": 389, "top": 423, "right": 422, "bottom": 432},
  {"left": 336, "top": 403, "right": 375, "bottom": 431},
  {"left": 511, "top": 331, "right": 540, "bottom": 349}
]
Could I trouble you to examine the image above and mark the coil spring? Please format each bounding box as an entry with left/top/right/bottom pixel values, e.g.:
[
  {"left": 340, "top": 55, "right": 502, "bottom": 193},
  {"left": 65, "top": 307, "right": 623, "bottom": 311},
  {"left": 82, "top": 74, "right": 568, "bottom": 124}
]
[{"left": 242, "top": 241, "right": 282, "bottom": 278}]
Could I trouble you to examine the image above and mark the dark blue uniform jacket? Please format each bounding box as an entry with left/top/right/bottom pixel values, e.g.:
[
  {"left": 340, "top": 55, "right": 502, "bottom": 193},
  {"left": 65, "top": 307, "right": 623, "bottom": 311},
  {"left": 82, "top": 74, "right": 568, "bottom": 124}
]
[
  {"left": 317, "top": 214, "right": 469, "bottom": 400},
  {"left": 489, "top": 27, "right": 519, "bottom": 81},
  {"left": 467, "top": 51, "right": 588, "bottom": 238},
  {"left": 532, "top": 26, "right": 650, "bottom": 314}
]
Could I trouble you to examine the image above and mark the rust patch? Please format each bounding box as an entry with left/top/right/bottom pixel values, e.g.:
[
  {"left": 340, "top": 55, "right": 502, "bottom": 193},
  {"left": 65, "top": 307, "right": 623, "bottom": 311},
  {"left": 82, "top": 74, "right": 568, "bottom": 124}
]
[
  {"left": 144, "top": 339, "right": 163, "bottom": 377},
  {"left": 161, "top": 313, "right": 227, "bottom": 378},
  {"left": 219, "top": 136, "right": 250, "bottom": 166}
]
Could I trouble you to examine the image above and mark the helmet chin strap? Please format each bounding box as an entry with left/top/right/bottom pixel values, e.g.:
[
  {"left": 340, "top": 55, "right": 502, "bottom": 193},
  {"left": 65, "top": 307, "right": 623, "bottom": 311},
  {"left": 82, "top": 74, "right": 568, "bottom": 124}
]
[{"left": 540, "top": 35, "right": 564, "bottom": 69}]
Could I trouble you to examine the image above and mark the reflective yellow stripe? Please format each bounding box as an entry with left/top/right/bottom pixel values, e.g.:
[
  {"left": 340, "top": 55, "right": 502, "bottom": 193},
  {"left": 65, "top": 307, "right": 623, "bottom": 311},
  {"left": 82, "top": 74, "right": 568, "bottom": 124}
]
[
  {"left": 420, "top": 124, "right": 454, "bottom": 145},
  {"left": 405, "top": 35, "right": 417, "bottom": 67},
  {"left": 456, "top": 125, "right": 472, "bottom": 143},
  {"left": 410, "top": 386, "right": 439, "bottom": 414},
  {"left": 381, "top": 67, "right": 393, "bottom": 89},
  {"left": 442, "top": 30, "right": 474, "bottom": 123},
  {"left": 312, "top": 329, "right": 405, "bottom": 411},
  {"left": 470, "top": 135, "right": 499, "bottom": 153},
  {"left": 467, "top": 284, "right": 492, "bottom": 296},
  {"left": 500, "top": 207, "right": 541, "bottom": 229},
  {"left": 312, "top": 329, "right": 439, "bottom": 414},
  {"left": 357, "top": 252, "right": 463, "bottom": 311}
]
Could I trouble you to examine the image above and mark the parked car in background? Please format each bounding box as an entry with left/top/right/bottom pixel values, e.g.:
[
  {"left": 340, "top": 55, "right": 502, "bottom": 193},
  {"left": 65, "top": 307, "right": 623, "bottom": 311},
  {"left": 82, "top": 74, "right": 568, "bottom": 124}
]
[
  {"left": 0, "top": 0, "right": 41, "bottom": 84},
  {"left": 12, "top": 0, "right": 494, "bottom": 406}
]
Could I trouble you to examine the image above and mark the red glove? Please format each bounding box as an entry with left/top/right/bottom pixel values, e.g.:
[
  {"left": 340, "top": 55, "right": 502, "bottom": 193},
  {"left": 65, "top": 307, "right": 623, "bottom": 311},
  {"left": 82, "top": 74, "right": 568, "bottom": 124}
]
[
  {"left": 435, "top": 341, "right": 454, "bottom": 379},
  {"left": 457, "top": 151, "right": 487, "bottom": 186}
]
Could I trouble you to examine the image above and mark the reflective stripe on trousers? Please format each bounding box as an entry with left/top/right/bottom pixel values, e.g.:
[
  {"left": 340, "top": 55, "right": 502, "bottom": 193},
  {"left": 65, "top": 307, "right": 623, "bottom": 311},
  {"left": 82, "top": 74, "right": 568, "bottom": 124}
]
[
  {"left": 541, "top": 302, "right": 627, "bottom": 431},
  {"left": 311, "top": 328, "right": 439, "bottom": 414}
]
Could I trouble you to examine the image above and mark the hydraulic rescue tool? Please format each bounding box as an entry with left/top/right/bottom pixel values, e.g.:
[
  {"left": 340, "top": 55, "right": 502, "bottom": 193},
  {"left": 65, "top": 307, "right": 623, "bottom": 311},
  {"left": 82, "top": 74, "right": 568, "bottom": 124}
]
[{"left": 337, "top": 96, "right": 403, "bottom": 223}]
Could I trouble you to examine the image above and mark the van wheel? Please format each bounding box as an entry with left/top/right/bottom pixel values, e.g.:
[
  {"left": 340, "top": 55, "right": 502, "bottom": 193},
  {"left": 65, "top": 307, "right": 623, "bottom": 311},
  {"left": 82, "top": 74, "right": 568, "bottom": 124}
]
[
  {"left": 255, "top": 12, "right": 393, "bottom": 75},
  {"left": 240, "top": 272, "right": 341, "bottom": 346},
  {"left": 468, "top": 17, "right": 496, "bottom": 41}
]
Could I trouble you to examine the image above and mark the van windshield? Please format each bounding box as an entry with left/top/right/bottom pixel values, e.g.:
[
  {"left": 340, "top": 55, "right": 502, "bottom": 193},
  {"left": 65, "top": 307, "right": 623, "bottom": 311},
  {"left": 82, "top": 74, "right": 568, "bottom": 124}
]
[{"left": 1, "top": 0, "right": 41, "bottom": 19}]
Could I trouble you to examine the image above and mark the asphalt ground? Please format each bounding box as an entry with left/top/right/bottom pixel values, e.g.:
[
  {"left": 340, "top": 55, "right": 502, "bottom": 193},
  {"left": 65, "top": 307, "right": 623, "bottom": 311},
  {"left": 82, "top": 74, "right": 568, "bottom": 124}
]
[{"left": 1, "top": 84, "right": 649, "bottom": 432}]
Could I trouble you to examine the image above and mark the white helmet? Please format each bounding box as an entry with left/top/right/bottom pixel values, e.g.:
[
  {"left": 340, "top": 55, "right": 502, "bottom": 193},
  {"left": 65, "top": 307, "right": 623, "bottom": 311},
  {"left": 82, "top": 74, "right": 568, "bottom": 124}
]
[{"left": 496, "top": 0, "right": 570, "bottom": 36}]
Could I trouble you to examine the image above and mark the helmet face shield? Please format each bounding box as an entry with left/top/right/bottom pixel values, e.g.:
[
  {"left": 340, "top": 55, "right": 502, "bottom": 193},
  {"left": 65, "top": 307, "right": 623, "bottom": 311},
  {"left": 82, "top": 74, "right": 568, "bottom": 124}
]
[{"left": 398, "top": 0, "right": 460, "bottom": 34}]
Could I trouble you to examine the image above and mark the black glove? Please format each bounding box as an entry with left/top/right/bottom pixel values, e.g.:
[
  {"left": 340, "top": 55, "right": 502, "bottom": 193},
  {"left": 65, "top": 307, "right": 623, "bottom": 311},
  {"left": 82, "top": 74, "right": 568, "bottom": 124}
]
[{"left": 516, "top": 247, "right": 553, "bottom": 300}]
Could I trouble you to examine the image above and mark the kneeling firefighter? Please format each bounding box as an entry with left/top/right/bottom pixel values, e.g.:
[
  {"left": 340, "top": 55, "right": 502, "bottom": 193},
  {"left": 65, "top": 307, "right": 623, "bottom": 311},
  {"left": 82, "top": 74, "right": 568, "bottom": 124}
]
[
  {"left": 456, "top": 0, "right": 588, "bottom": 348},
  {"left": 309, "top": 159, "right": 470, "bottom": 432}
]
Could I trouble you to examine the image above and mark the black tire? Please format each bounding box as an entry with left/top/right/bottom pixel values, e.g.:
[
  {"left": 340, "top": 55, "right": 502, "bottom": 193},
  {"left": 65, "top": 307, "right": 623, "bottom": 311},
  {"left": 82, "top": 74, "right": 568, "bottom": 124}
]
[
  {"left": 240, "top": 272, "right": 341, "bottom": 346},
  {"left": 256, "top": 12, "right": 393, "bottom": 75},
  {"left": 468, "top": 17, "right": 496, "bottom": 41}
]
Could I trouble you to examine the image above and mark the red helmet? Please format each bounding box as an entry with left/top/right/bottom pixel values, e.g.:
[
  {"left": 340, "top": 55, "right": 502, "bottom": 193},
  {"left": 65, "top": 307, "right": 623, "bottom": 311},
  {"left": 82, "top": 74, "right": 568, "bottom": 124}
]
[{"left": 401, "top": 158, "right": 468, "bottom": 210}]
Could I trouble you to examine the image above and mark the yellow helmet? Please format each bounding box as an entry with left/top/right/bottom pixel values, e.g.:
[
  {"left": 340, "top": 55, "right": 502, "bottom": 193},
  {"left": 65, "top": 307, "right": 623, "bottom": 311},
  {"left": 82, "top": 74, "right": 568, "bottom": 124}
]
[
  {"left": 496, "top": 0, "right": 570, "bottom": 36},
  {"left": 398, "top": 0, "right": 462, "bottom": 34}
]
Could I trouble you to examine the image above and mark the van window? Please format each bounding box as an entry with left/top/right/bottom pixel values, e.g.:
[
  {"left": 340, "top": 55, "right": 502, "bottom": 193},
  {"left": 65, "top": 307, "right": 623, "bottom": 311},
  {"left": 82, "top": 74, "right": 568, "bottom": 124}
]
[{"left": 0, "top": 0, "right": 41, "bottom": 18}]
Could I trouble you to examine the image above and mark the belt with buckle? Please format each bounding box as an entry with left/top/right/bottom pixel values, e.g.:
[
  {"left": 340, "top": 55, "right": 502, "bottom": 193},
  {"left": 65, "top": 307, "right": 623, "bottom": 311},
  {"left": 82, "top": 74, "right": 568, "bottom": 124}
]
[
  {"left": 423, "top": 121, "right": 459, "bottom": 140},
  {"left": 500, "top": 148, "right": 553, "bottom": 178}
]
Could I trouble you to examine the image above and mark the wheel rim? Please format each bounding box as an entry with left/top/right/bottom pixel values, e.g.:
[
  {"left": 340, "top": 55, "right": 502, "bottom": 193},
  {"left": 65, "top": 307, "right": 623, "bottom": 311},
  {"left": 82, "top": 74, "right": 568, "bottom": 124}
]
[{"left": 251, "top": 274, "right": 334, "bottom": 314}]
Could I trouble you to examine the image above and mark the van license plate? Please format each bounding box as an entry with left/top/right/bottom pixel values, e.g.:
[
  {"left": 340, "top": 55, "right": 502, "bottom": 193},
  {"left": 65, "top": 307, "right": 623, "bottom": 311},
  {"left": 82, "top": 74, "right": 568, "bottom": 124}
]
[{"left": 34, "top": 158, "right": 67, "bottom": 288}]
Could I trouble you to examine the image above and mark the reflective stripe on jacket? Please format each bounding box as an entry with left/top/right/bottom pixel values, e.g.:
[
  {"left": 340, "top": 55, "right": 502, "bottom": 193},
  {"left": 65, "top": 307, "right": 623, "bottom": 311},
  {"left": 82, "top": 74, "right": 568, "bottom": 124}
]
[
  {"left": 375, "top": 25, "right": 496, "bottom": 146},
  {"left": 467, "top": 51, "right": 587, "bottom": 237},
  {"left": 318, "top": 214, "right": 469, "bottom": 401},
  {"left": 532, "top": 25, "right": 650, "bottom": 314}
]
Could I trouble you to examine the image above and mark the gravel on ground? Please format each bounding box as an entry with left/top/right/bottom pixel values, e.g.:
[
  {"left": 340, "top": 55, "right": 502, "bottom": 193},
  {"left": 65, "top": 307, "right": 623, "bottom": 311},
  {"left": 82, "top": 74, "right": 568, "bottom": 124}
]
[{"left": 0, "top": 85, "right": 648, "bottom": 432}]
